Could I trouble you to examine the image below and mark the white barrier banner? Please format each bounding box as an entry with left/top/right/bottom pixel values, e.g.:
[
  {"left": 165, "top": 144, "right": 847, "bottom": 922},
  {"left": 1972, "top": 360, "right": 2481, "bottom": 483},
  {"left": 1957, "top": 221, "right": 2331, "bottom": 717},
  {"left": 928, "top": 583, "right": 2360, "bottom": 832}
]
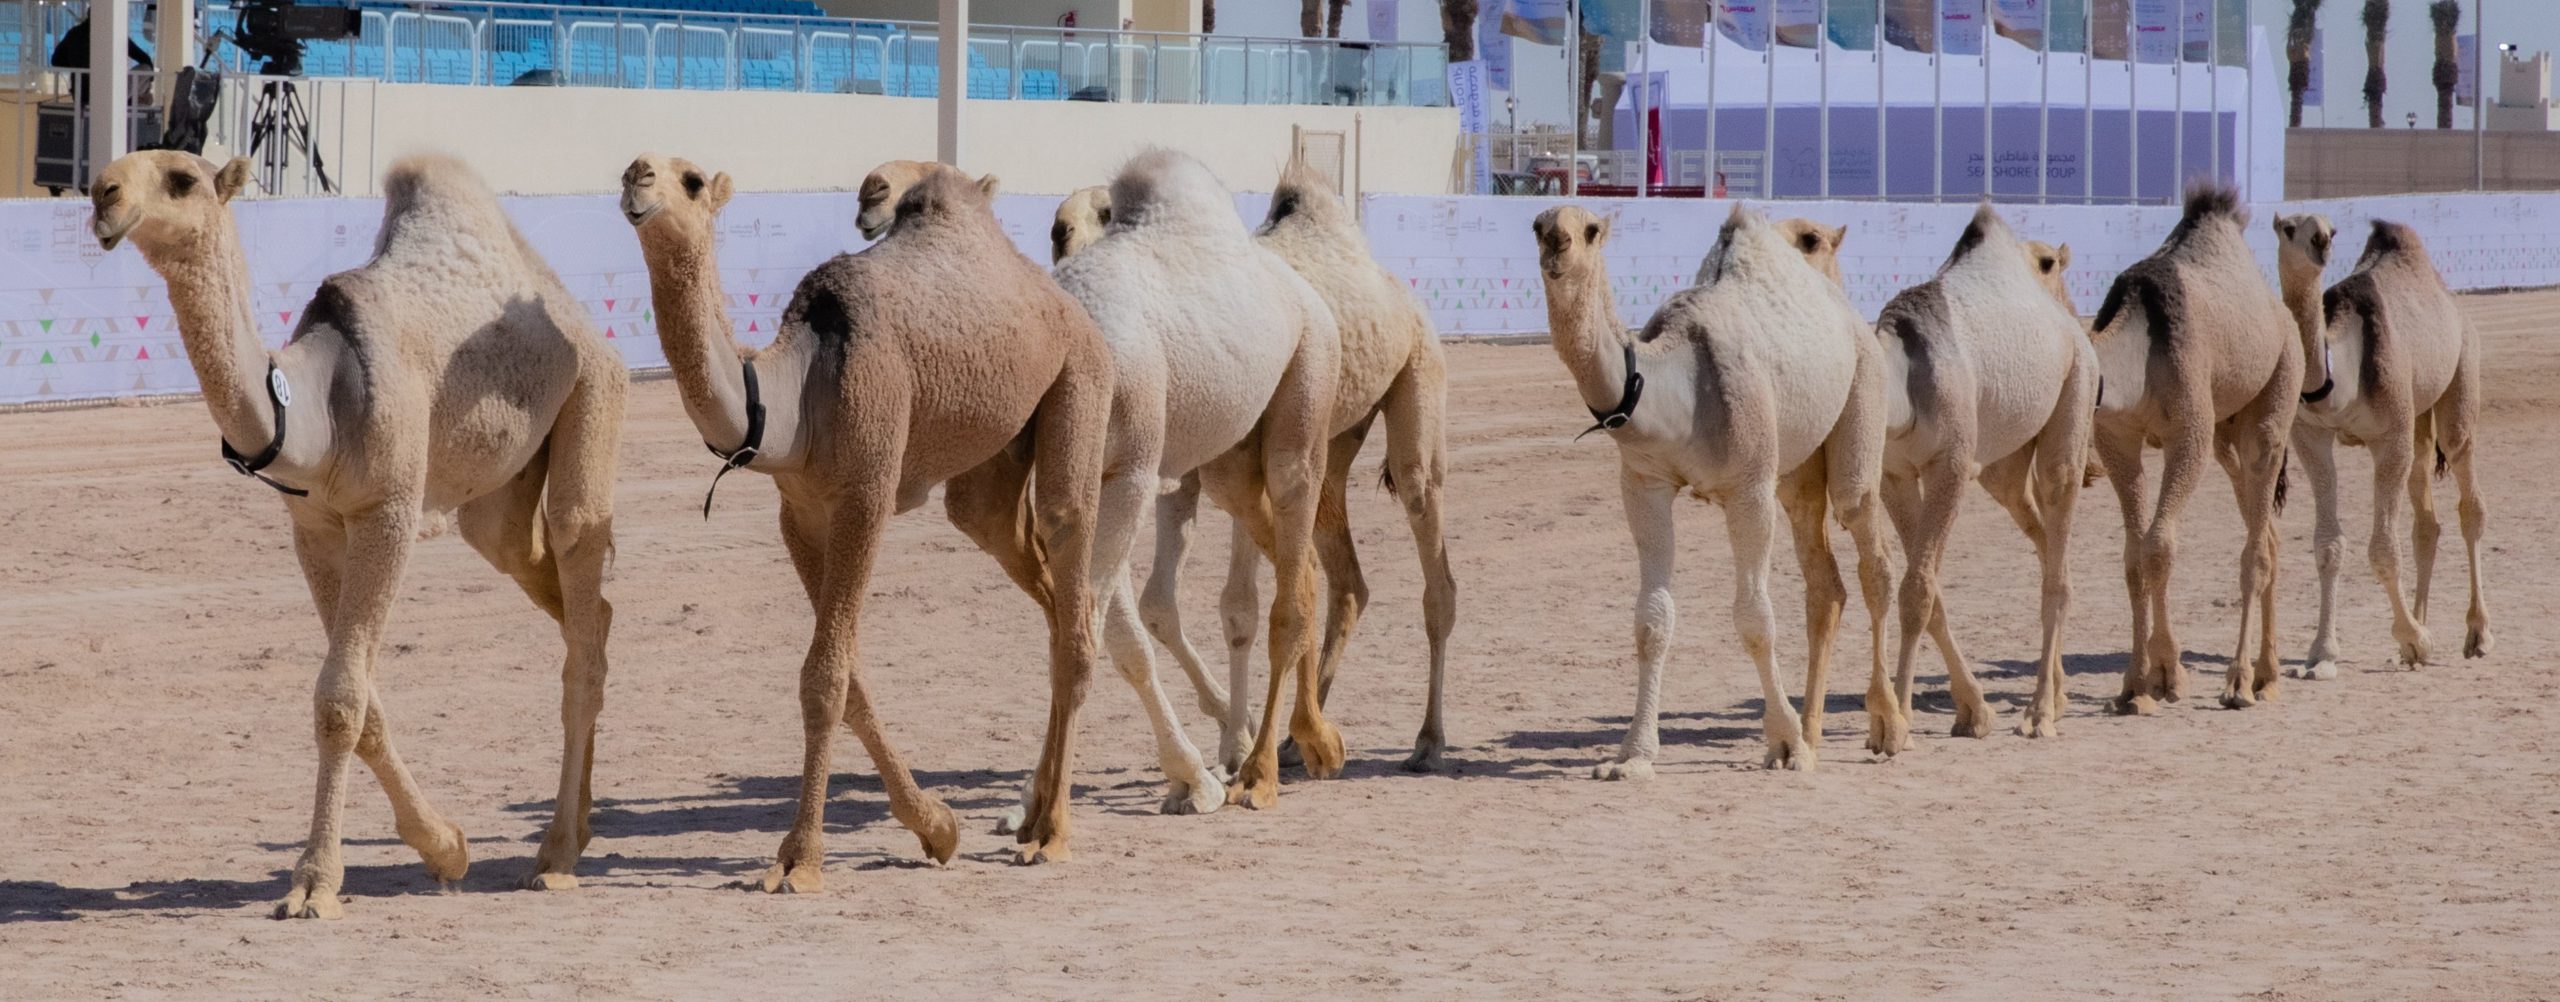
[
  {"left": 3, "top": 188, "right": 2551, "bottom": 403},
  {"left": 1362, "top": 192, "right": 2560, "bottom": 337}
]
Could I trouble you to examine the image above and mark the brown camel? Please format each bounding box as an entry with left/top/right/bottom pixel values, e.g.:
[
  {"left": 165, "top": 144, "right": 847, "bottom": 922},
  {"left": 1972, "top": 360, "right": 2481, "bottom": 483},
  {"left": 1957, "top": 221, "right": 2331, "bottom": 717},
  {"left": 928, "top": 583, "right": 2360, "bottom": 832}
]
[
  {"left": 2088, "top": 187, "right": 2302, "bottom": 713},
  {"left": 2273, "top": 214, "right": 2491, "bottom": 675},
  {"left": 854, "top": 159, "right": 933, "bottom": 240},
  {"left": 90, "top": 151, "right": 625, "bottom": 918},
  {"left": 621, "top": 154, "right": 1113, "bottom": 884}
]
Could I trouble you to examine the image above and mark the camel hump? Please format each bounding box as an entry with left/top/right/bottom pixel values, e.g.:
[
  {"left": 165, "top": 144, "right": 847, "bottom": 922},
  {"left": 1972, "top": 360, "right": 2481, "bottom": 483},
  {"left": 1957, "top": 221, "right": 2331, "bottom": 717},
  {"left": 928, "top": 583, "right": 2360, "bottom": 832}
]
[
  {"left": 2179, "top": 184, "right": 2245, "bottom": 227},
  {"left": 380, "top": 154, "right": 500, "bottom": 217},
  {"left": 1108, "top": 148, "right": 1234, "bottom": 230},
  {"left": 1943, "top": 203, "right": 2013, "bottom": 270}
]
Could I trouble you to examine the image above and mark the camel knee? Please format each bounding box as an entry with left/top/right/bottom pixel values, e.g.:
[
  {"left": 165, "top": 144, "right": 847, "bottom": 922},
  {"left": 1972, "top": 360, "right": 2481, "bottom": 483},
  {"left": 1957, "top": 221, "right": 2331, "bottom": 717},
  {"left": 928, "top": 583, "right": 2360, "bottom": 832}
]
[
  {"left": 1633, "top": 589, "right": 1675, "bottom": 660},
  {"left": 313, "top": 686, "right": 367, "bottom": 752},
  {"left": 2140, "top": 536, "right": 2176, "bottom": 585},
  {"left": 2457, "top": 495, "right": 2485, "bottom": 536}
]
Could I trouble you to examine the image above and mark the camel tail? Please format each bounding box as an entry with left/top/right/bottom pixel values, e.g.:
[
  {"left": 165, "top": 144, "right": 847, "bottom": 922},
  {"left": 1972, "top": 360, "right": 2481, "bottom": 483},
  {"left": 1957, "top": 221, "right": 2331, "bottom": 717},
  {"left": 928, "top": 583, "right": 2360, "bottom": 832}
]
[
  {"left": 2436, "top": 443, "right": 2450, "bottom": 480},
  {"left": 1378, "top": 464, "right": 1397, "bottom": 495},
  {"left": 2274, "top": 449, "right": 2290, "bottom": 514}
]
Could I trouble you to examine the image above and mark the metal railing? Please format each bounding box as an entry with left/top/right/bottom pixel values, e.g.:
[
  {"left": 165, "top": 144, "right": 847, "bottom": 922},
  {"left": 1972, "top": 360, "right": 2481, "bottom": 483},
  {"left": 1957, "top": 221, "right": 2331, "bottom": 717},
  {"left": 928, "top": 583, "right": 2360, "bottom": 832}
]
[{"left": 0, "top": 0, "right": 1448, "bottom": 105}]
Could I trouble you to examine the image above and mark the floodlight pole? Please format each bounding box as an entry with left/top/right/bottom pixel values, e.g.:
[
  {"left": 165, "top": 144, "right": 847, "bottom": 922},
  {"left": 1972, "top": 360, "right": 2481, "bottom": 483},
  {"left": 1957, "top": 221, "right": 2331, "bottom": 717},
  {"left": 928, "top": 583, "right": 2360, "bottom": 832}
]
[
  {"left": 938, "top": 0, "right": 967, "bottom": 166},
  {"left": 2474, "top": 0, "right": 2485, "bottom": 189},
  {"left": 90, "top": 0, "right": 131, "bottom": 185}
]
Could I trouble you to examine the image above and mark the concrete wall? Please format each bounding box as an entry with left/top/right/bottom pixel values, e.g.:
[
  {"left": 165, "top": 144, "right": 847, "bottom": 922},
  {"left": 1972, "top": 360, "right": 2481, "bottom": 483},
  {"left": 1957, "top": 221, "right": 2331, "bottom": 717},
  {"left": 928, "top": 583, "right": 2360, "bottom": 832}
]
[
  {"left": 353, "top": 83, "right": 1457, "bottom": 197},
  {"left": 2286, "top": 128, "right": 2560, "bottom": 198},
  {"left": 815, "top": 0, "right": 1129, "bottom": 28}
]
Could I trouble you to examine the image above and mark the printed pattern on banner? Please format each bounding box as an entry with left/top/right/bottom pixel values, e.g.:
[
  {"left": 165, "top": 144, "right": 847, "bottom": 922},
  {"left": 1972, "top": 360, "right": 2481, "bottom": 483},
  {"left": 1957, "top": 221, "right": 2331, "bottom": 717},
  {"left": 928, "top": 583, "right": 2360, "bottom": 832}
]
[{"left": 0, "top": 190, "right": 1274, "bottom": 405}]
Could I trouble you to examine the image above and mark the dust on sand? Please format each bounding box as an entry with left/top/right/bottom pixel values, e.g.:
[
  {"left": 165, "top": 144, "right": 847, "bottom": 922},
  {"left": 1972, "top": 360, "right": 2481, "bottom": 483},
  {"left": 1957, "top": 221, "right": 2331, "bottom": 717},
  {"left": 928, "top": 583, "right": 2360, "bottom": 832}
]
[{"left": 5, "top": 293, "right": 2556, "bottom": 1000}]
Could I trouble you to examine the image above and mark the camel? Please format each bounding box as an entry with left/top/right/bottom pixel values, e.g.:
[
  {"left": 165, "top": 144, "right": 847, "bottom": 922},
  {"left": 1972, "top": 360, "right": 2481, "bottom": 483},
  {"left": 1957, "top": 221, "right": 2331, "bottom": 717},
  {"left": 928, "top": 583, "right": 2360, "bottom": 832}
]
[
  {"left": 1533, "top": 203, "right": 1896, "bottom": 775},
  {"left": 1090, "top": 158, "right": 1458, "bottom": 775},
  {"left": 2273, "top": 214, "right": 2491, "bottom": 675},
  {"left": 1870, "top": 206, "right": 2097, "bottom": 743},
  {"left": 2087, "top": 186, "right": 2302, "bottom": 713},
  {"left": 1051, "top": 186, "right": 1110, "bottom": 262},
  {"left": 620, "top": 154, "right": 1113, "bottom": 883},
  {"left": 854, "top": 159, "right": 932, "bottom": 240},
  {"left": 1019, "top": 149, "right": 1341, "bottom": 824},
  {"left": 90, "top": 151, "right": 625, "bottom": 918}
]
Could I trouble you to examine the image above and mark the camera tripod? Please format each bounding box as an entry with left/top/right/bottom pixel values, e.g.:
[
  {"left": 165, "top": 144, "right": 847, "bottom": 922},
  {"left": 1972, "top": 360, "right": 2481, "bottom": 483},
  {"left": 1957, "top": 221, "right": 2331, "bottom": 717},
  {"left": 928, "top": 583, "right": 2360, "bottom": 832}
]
[{"left": 244, "top": 78, "right": 333, "bottom": 194}]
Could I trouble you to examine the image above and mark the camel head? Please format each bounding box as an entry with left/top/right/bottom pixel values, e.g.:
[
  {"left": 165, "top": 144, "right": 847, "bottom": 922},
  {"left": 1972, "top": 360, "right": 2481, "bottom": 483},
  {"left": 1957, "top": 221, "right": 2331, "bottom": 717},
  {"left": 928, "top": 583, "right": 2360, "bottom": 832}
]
[
  {"left": 1051, "top": 186, "right": 1111, "bottom": 263},
  {"left": 89, "top": 151, "right": 250, "bottom": 254},
  {"left": 620, "top": 153, "right": 732, "bottom": 244},
  {"left": 1775, "top": 218, "right": 1848, "bottom": 286},
  {"left": 884, "top": 163, "right": 999, "bottom": 235},
  {"left": 1531, "top": 204, "right": 1609, "bottom": 283},
  {"left": 857, "top": 159, "right": 938, "bottom": 241},
  {"left": 2024, "top": 239, "right": 2074, "bottom": 311},
  {"left": 2273, "top": 212, "right": 2335, "bottom": 292},
  {"left": 1259, "top": 156, "right": 1351, "bottom": 236}
]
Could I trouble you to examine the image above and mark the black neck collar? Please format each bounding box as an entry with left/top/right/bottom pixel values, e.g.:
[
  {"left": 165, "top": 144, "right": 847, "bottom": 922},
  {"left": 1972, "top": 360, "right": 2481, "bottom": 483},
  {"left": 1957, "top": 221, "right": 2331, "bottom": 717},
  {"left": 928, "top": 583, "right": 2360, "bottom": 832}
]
[
  {"left": 1577, "top": 341, "right": 1644, "bottom": 441},
  {"left": 700, "top": 358, "right": 768, "bottom": 518},
  {"left": 2301, "top": 341, "right": 2335, "bottom": 403},
  {"left": 220, "top": 361, "right": 308, "bottom": 497}
]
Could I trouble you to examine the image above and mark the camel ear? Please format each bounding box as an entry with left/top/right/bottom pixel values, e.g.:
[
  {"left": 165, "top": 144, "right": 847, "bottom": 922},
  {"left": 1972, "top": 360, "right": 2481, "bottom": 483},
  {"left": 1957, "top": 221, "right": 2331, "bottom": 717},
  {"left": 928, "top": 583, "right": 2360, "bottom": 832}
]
[
  {"left": 2275, "top": 218, "right": 2292, "bottom": 238},
  {"left": 1530, "top": 214, "right": 1551, "bottom": 242},
  {"left": 1827, "top": 223, "right": 1848, "bottom": 251},
  {"left": 215, "top": 158, "right": 251, "bottom": 202},
  {"left": 2054, "top": 244, "right": 2071, "bottom": 271},
  {"left": 706, "top": 172, "right": 733, "bottom": 212},
  {"left": 977, "top": 173, "right": 1001, "bottom": 198}
]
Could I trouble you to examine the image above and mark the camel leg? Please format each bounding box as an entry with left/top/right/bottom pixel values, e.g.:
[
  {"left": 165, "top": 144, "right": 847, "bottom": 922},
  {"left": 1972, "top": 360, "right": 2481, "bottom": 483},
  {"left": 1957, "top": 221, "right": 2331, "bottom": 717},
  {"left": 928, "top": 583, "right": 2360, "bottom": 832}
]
[
  {"left": 1275, "top": 418, "right": 1375, "bottom": 772},
  {"left": 2366, "top": 425, "right": 2431, "bottom": 667},
  {"left": 1216, "top": 515, "right": 1262, "bottom": 774},
  {"left": 1099, "top": 470, "right": 1227, "bottom": 817},
  {"left": 278, "top": 501, "right": 431, "bottom": 920},
  {"left": 1885, "top": 462, "right": 1995, "bottom": 739},
  {"left": 2135, "top": 412, "right": 2211, "bottom": 708},
  {"left": 518, "top": 376, "right": 619, "bottom": 890},
  {"left": 1380, "top": 352, "right": 1457, "bottom": 773},
  {"left": 2288, "top": 425, "right": 2345, "bottom": 680},
  {"left": 1595, "top": 468, "right": 1677, "bottom": 781},
  {"left": 2406, "top": 411, "right": 2442, "bottom": 630},
  {"left": 1227, "top": 352, "right": 1344, "bottom": 807},
  {"left": 1980, "top": 445, "right": 2071, "bottom": 738},
  {"left": 2213, "top": 422, "right": 2286, "bottom": 708},
  {"left": 1009, "top": 364, "right": 1108, "bottom": 865},
  {"left": 1727, "top": 483, "right": 1811, "bottom": 770},
  {"left": 1833, "top": 484, "right": 1900, "bottom": 757},
  {"left": 1879, "top": 472, "right": 1925, "bottom": 724},
  {"left": 762, "top": 487, "right": 961, "bottom": 894},
  {"left": 1134, "top": 473, "right": 1231, "bottom": 723},
  {"left": 943, "top": 443, "right": 1055, "bottom": 611},
  {"left": 2092, "top": 421, "right": 2158, "bottom": 714},
  {"left": 1778, "top": 464, "right": 1843, "bottom": 755},
  {"left": 2437, "top": 349, "right": 2493, "bottom": 659}
]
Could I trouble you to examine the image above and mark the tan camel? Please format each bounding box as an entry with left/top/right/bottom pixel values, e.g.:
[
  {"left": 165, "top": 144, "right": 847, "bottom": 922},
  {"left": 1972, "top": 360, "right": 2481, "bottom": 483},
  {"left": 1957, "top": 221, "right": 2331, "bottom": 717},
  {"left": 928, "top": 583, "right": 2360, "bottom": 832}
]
[
  {"left": 1102, "top": 158, "right": 1460, "bottom": 775},
  {"left": 621, "top": 154, "right": 1113, "bottom": 883},
  {"left": 1534, "top": 204, "right": 1896, "bottom": 774},
  {"left": 2088, "top": 187, "right": 2302, "bottom": 713},
  {"left": 2273, "top": 214, "right": 2491, "bottom": 675},
  {"left": 1872, "top": 206, "right": 2096, "bottom": 743},
  {"left": 854, "top": 159, "right": 933, "bottom": 240},
  {"left": 90, "top": 151, "right": 624, "bottom": 918},
  {"left": 1051, "top": 186, "right": 1111, "bottom": 262}
]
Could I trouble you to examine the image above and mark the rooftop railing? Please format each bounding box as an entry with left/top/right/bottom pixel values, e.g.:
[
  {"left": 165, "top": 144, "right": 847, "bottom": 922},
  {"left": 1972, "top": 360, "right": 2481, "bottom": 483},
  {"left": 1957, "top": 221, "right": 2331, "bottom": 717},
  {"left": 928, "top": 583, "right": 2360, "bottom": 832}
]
[{"left": 1, "top": 0, "right": 1450, "bottom": 107}]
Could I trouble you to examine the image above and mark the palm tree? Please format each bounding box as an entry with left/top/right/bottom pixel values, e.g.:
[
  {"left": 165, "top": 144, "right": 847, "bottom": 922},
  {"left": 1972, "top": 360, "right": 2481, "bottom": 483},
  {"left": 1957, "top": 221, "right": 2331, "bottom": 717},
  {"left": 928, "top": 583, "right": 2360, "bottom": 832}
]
[
  {"left": 1442, "top": 0, "right": 1480, "bottom": 61},
  {"left": 1202, "top": 0, "right": 1213, "bottom": 33},
  {"left": 1328, "top": 0, "right": 1349, "bottom": 38},
  {"left": 2287, "top": 0, "right": 2323, "bottom": 127},
  {"left": 2361, "top": 0, "right": 2388, "bottom": 128},
  {"left": 1302, "top": 0, "right": 1321, "bottom": 37},
  {"left": 2430, "top": 0, "right": 2461, "bottom": 128}
]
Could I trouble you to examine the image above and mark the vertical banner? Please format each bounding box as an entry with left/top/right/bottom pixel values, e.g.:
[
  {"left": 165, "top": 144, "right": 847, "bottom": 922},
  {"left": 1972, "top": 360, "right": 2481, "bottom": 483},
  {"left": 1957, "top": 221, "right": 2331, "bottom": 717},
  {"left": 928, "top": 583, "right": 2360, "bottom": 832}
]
[
  {"left": 1828, "top": 0, "right": 1880, "bottom": 49},
  {"left": 2090, "top": 0, "right": 2128, "bottom": 60},
  {"left": 1884, "top": 0, "right": 1935, "bottom": 51},
  {"left": 2456, "top": 33, "right": 2476, "bottom": 107},
  {"left": 1369, "top": 0, "right": 1400, "bottom": 41},
  {"left": 2304, "top": 26, "right": 2322, "bottom": 104},
  {"left": 1990, "top": 0, "right": 2043, "bottom": 50},
  {"left": 1940, "top": 0, "right": 1985, "bottom": 56},
  {"left": 2179, "top": 0, "right": 2210, "bottom": 62},
  {"left": 1448, "top": 60, "right": 1493, "bottom": 194},
  {"left": 1773, "top": 0, "right": 1822, "bottom": 48},
  {"left": 1651, "top": 0, "right": 1711, "bottom": 48},
  {"left": 1478, "top": 0, "right": 1513, "bottom": 89},
  {"left": 2131, "top": 0, "right": 2173, "bottom": 64},
  {"left": 1719, "top": 1, "right": 1772, "bottom": 50},
  {"left": 1501, "top": 0, "right": 1572, "bottom": 45}
]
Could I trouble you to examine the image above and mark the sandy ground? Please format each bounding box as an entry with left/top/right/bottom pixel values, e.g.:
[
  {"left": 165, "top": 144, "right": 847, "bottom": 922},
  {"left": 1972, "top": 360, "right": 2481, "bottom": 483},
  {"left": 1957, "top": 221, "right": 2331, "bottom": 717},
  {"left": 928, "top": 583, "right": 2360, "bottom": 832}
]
[{"left": 3, "top": 291, "right": 2556, "bottom": 1001}]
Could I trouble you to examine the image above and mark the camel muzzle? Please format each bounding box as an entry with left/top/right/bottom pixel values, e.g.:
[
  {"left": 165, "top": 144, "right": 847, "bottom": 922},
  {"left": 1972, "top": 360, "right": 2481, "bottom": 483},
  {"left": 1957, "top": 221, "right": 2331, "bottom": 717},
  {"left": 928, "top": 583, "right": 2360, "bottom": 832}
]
[{"left": 91, "top": 215, "right": 135, "bottom": 251}]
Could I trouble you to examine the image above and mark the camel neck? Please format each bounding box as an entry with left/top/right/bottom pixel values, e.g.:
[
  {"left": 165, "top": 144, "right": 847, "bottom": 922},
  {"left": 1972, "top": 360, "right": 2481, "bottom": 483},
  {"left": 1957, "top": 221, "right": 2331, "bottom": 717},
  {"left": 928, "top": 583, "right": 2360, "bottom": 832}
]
[
  {"left": 145, "top": 223, "right": 276, "bottom": 461},
  {"left": 2280, "top": 270, "right": 2324, "bottom": 348},
  {"left": 639, "top": 235, "right": 767, "bottom": 456},
  {"left": 1543, "top": 267, "right": 1635, "bottom": 416}
]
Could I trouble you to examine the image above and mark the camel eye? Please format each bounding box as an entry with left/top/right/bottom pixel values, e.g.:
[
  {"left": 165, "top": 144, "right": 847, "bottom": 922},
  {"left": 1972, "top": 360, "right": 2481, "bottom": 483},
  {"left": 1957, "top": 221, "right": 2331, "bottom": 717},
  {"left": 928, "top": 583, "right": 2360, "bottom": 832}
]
[
  {"left": 1798, "top": 232, "right": 1819, "bottom": 252},
  {"left": 1583, "top": 223, "right": 1599, "bottom": 243},
  {"left": 165, "top": 170, "right": 198, "bottom": 196},
  {"left": 1095, "top": 207, "right": 1111, "bottom": 226},
  {"left": 683, "top": 173, "right": 705, "bottom": 197}
]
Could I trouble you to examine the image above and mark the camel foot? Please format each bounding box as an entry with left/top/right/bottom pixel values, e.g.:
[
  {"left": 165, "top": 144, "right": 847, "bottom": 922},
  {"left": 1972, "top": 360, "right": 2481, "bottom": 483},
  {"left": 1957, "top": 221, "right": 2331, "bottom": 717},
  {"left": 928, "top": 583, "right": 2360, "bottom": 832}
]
[
  {"left": 758, "top": 859, "right": 820, "bottom": 894},
  {"left": 1949, "top": 700, "right": 1996, "bottom": 739},
  {"left": 2288, "top": 658, "right": 2340, "bottom": 681},
  {"left": 1400, "top": 735, "right": 1446, "bottom": 774},
  {"left": 1764, "top": 738, "right": 1812, "bottom": 772},
  {"left": 2218, "top": 686, "right": 2256, "bottom": 710},
  {"left": 2015, "top": 709, "right": 2061, "bottom": 739},
  {"left": 1275, "top": 737, "right": 1303, "bottom": 770},
  {"left": 518, "top": 870, "right": 580, "bottom": 891},
  {"left": 992, "top": 806, "right": 1024, "bottom": 836},
  {"left": 1160, "top": 778, "right": 1223, "bottom": 816},
  {"left": 273, "top": 879, "right": 344, "bottom": 921},
  {"left": 1591, "top": 757, "right": 1654, "bottom": 781},
  {"left": 2397, "top": 627, "right": 2433, "bottom": 667},
  {"left": 2465, "top": 625, "right": 2493, "bottom": 660},
  {"left": 1225, "top": 757, "right": 1278, "bottom": 810},
  {"left": 2111, "top": 692, "right": 2158, "bottom": 716},
  {"left": 1864, "top": 710, "right": 1910, "bottom": 757},
  {"left": 1291, "top": 722, "right": 1346, "bottom": 780},
  {"left": 1012, "top": 833, "right": 1069, "bottom": 865},
  {"left": 914, "top": 801, "right": 961, "bottom": 865},
  {"left": 2253, "top": 674, "right": 2281, "bottom": 703},
  {"left": 411, "top": 819, "right": 470, "bottom": 883}
]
